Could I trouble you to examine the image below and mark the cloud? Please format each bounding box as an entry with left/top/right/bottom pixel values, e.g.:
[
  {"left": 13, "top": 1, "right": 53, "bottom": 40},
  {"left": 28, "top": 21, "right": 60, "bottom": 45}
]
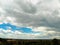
[
  {"left": 0, "top": 0, "right": 60, "bottom": 39},
  {"left": 3, "top": 0, "right": 60, "bottom": 29},
  {"left": 32, "top": 26, "right": 60, "bottom": 39},
  {"left": 32, "top": 26, "right": 50, "bottom": 32},
  {"left": 0, "top": 28, "right": 40, "bottom": 39},
  {"left": 0, "top": 24, "right": 60, "bottom": 39},
  {"left": 0, "top": 7, "right": 6, "bottom": 13}
]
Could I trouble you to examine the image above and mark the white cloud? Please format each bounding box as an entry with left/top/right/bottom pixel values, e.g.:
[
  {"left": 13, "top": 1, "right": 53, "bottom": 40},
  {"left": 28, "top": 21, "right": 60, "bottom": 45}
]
[
  {"left": 0, "top": 27, "right": 60, "bottom": 39},
  {"left": 0, "top": 29, "right": 40, "bottom": 39},
  {"left": 29, "top": 0, "right": 39, "bottom": 5},
  {"left": 14, "top": 31, "right": 22, "bottom": 34},
  {"left": 0, "top": 7, "right": 6, "bottom": 13},
  {"left": 32, "top": 26, "right": 49, "bottom": 32},
  {"left": 0, "top": 0, "right": 13, "bottom": 6},
  {"left": 0, "top": 15, "right": 17, "bottom": 25}
]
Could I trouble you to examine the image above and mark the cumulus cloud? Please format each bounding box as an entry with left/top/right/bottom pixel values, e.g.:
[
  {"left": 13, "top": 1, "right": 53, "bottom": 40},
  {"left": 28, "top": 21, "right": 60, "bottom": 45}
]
[{"left": 0, "top": 0, "right": 60, "bottom": 39}]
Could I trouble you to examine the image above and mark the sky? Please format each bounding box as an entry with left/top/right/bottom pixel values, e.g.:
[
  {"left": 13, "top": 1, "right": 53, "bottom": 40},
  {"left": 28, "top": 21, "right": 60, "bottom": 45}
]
[{"left": 0, "top": 0, "right": 60, "bottom": 39}]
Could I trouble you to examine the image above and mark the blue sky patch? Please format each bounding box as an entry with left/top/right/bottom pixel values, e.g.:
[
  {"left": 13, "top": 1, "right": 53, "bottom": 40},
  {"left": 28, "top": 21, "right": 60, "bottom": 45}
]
[{"left": 0, "top": 23, "right": 33, "bottom": 33}]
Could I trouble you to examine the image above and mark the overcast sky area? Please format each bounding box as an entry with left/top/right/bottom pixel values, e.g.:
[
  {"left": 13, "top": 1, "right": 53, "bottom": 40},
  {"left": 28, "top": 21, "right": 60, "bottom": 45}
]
[{"left": 0, "top": 0, "right": 60, "bottom": 39}]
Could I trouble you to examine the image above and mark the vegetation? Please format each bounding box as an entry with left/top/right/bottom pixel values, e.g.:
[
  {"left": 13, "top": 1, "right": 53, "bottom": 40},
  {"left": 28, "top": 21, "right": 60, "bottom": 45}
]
[{"left": 0, "top": 38, "right": 60, "bottom": 45}]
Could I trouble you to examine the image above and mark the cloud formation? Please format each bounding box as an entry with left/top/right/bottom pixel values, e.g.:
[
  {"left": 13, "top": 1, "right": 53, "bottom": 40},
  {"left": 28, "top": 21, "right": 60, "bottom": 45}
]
[{"left": 0, "top": 0, "right": 60, "bottom": 39}]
